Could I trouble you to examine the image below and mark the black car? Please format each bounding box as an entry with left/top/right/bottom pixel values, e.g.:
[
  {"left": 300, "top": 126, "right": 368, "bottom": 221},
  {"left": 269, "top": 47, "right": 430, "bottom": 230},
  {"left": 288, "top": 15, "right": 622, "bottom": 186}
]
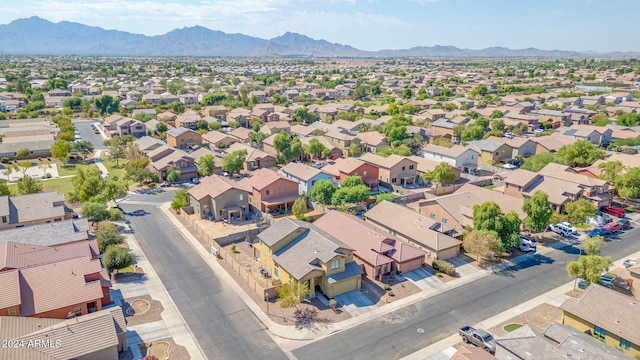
[{"left": 617, "top": 219, "right": 631, "bottom": 230}]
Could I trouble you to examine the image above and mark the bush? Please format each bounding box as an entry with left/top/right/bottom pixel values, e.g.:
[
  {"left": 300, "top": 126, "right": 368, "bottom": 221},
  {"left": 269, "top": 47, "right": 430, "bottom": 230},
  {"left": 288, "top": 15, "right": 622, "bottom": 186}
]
[
  {"left": 387, "top": 291, "right": 395, "bottom": 297},
  {"left": 230, "top": 244, "right": 236, "bottom": 253},
  {"left": 45, "top": 173, "right": 52, "bottom": 178},
  {"left": 432, "top": 260, "right": 455, "bottom": 276},
  {"left": 383, "top": 284, "right": 391, "bottom": 291},
  {"left": 108, "top": 208, "right": 123, "bottom": 221},
  {"left": 0, "top": 157, "right": 8, "bottom": 163},
  {"left": 436, "top": 272, "right": 444, "bottom": 278},
  {"left": 328, "top": 299, "right": 337, "bottom": 310}
]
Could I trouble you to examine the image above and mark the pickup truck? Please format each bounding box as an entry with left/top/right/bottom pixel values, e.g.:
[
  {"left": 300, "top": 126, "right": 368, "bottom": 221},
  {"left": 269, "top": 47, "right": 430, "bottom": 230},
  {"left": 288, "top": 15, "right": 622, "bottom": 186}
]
[{"left": 459, "top": 326, "right": 496, "bottom": 354}]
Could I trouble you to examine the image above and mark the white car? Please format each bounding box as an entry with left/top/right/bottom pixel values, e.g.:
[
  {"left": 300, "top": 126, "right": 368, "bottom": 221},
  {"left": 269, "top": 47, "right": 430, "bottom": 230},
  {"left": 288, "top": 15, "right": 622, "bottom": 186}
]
[{"left": 623, "top": 259, "right": 637, "bottom": 268}]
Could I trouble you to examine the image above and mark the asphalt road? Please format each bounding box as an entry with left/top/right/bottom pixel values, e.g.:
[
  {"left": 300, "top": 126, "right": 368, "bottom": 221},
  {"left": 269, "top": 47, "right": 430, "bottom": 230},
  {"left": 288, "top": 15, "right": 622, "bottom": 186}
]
[
  {"left": 120, "top": 192, "right": 286, "bottom": 360},
  {"left": 73, "top": 119, "right": 105, "bottom": 151},
  {"left": 292, "top": 226, "right": 640, "bottom": 360}
]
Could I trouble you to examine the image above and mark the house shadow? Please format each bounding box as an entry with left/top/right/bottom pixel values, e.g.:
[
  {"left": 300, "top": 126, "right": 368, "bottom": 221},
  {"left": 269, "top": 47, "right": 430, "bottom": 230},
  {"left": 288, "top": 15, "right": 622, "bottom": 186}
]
[
  {"left": 113, "top": 269, "right": 146, "bottom": 284},
  {"left": 136, "top": 188, "right": 166, "bottom": 195},
  {"left": 360, "top": 276, "right": 386, "bottom": 303},
  {"left": 120, "top": 330, "right": 144, "bottom": 360}
]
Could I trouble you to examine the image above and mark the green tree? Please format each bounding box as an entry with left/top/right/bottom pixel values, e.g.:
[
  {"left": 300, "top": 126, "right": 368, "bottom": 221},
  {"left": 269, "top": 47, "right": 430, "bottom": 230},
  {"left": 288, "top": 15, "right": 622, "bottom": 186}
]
[
  {"left": 73, "top": 140, "right": 94, "bottom": 159},
  {"left": 292, "top": 107, "right": 316, "bottom": 124},
  {"left": 249, "top": 131, "right": 269, "bottom": 145},
  {"left": 292, "top": 197, "right": 308, "bottom": 220},
  {"left": 309, "top": 179, "right": 336, "bottom": 205},
  {"left": 196, "top": 119, "right": 210, "bottom": 131},
  {"left": 95, "top": 222, "right": 125, "bottom": 253},
  {"left": 249, "top": 118, "right": 263, "bottom": 132},
  {"left": 340, "top": 175, "right": 365, "bottom": 188},
  {"left": 273, "top": 133, "right": 301, "bottom": 163},
  {"left": 383, "top": 116, "right": 411, "bottom": 146},
  {"left": 125, "top": 157, "right": 152, "bottom": 184},
  {"left": 167, "top": 169, "right": 181, "bottom": 183},
  {"left": 521, "top": 153, "right": 564, "bottom": 172},
  {"left": 168, "top": 101, "right": 185, "bottom": 114},
  {"left": 616, "top": 113, "right": 640, "bottom": 127},
  {"left": 156, "top": 122, "right": 168, "bottom": 133},
  {"left": 134, "top": 112, "right": 154, "bottom": 123},
  {"left": 94, "top": 95, "right": 119, "bottom": 115},
  {"left": 473, "top": 201, "right": 520, "bottom": 251},
  {"left": 16, "top": 148, "right": 30, "bottom": 159},
  {"left": 198, "top": 154, "right": 215, "bottom": 176},
  {"left": 102, "top": 245, "right": 134, "bottom": 272},
  {"left": 460, "top": 125, "right": 485, "bottom": 143},
  {"left": 566, "top": 253, "right": 612, "bottom": 289},
  {"left": 51, "top": 140, "right": 71, "bottom": 164},
  {"left": 221, "top": 149, "right": 247, "bottom": 174},
  {"left": 278, "top": 281, "right": 310, "bottom": 310},
  {"left": 597, "top": 160, "right": 624, "bottom": 183},
  {"left": 490, "top": 110, "right": 504, "bottom": 119},
  {"left": 590, "top": 113, "right": 610, "bottom": 126},
  {"left": 0, "top": 180, "right": 10, "bottom": 196},
  {"left": 16, "top": 176, "right": 42, "bottom": 195},
  {"left": 463, "top": 230, "right": 502, "bottom": 261},
  {"left": 304, "top": 138, "right": 327, "bottom": 159},
  {"left": 103, "top": 176, "right": 129, "bottom": 203},
  {"left": 490, "top": 119, "right": 505, "bottom": 131},
  {"left": 522, "top": 190, "right": 553, "bottom": 232},
  {"left": 201, "top": 92, "right": 227, "bottom": 106},
  {"left": 584, "top": 235, "right": 605, "bottom": 256},
  {"left": 565, "top": 199, "right": 597, "bottom": 224},
  {"left": 171, "top": 189, "right": 189, "bottom": 211},
  {"left": 556, "top": 140, "right": 605, "bottom": 167},
  {"left": 62, "top": 97, "right": 82, "bottom": 109},
  {"left": 331, "top": 185, "right": 370, "bottom": 207},
  {"left": 376, "top": 192, "right": 396, "bottom": 203},
  {"left": 81, "top": 201, "right": 109, "bottom": 226},
  {"left": 615, "top": 167, "right": 640, "bottom": 204},
  {"left": 349, "top": 143, "right": 361, "bottom": 157},
  {"left": 103, "top": 136, "right": 134, "bottom": 167},
  {"left": 421, "top": 162, "right": 456, "bottom": 188},
  {"left": 72, "top": 166, "right": 105, "bottom": 202}
]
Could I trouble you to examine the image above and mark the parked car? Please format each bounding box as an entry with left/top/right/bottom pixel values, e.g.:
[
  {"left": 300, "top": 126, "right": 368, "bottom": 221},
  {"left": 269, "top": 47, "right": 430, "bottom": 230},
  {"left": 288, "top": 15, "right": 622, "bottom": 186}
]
[
  {"left": 623, "top": 259, "right": 637, "bottom": 268},
  {"left": 601, "top": 205, "right": 625, "bottom": 218},
  {"left": 601, "top": 224, "right": 617, "bottom": 235},
  {"left": 313, "top": 162, "right": 326, "bottom": 169},
  {"left": 548, "top": 222, "right": 575, "bottom": 237},
  {"left": 616, "top": 219, "right": 631, "bottom": 230},
  {"left": 459, "top": 326, "right": 496, "bottom": 354},
  {"left": 160, "top": 181, "right": 169, "bottom": 187},
  {"left": 191, "top": 177, "right": 200, "bottom": 184},
  {"left": 587, "top": 227, "right": 608, "bottom": 237},
  {"left": 519, "top": 235, "right": 537, "bottom": 249},
  {"left": 586, "top": 215, "right": 606, "bottom": 227},
  {"left": 600, "top": 275, "right": 615, "bottom": 288}
]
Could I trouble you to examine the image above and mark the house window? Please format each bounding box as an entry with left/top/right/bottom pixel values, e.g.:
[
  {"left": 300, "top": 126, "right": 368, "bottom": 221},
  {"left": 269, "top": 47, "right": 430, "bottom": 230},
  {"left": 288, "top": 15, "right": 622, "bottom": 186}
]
[
  {"left": 274, "top": 266, "right": 279, "bottom": 277},
  {"left": 238, "top": 194, "right": 243, "bottom": 201},
  {"left": 363, "top": 171, "right": 367, "bottom": 177},
  {"left": 331, "top": 259, "right": 340, "bottom": 270},
  {"left": 266, "top": 190, "right": 272, "bottom": 195},
  {"left": 429, "top": 213, "right": 436, "bottom": 219},
  {"left": 391, "top": 178, "right": 397, "bottom": 183},
  {"left": 594, "top": 326, "right": 606, "bottom": 339},
  {"left": 620, "top": 338, "right": 631, "bottom": 351},
  {"left": 74, "top": 306, "right": 82, "bottom": 315},
  {"left": 409, "top": 165, "right": 414, "bottom": 170},
  {"left": 2, "top": 216, "right": 6, "bottom": 223},
  {"left": 471, "top": 155, "right": 475, "bottom": 159},
  {"left": 442, "top": 218, "right": 448, "bottom": 224},
  {"left": 402, "top": 166, "right": 406, "bottom": 171},
  {"left": 7, "top": 306, "right": 16, "bottom": 316}
]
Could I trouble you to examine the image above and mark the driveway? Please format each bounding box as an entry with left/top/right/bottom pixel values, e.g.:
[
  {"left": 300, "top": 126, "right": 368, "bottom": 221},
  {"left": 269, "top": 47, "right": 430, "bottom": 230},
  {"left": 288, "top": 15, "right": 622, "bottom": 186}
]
[
  {"left": 334, "top": 290, "right": 376, "bottom": 316},
  {"left": 402, "top": 268, "right": 442, "bottom": 290},
  {"left": 448, "top": 256, "right": 479, "bottom": 278}
]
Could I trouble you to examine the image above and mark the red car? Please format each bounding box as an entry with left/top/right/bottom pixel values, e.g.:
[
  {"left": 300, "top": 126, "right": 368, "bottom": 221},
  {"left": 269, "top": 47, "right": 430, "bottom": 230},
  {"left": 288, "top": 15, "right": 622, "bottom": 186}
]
[{"left": 601, "top": 206, "right": 626, "bottom": 218}]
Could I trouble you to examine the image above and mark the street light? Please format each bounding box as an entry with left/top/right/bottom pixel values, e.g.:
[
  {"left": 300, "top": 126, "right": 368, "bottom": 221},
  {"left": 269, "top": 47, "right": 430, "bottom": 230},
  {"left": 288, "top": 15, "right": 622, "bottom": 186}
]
[{"left": 265, "top": 291, "right": 269, "bottom": 315}]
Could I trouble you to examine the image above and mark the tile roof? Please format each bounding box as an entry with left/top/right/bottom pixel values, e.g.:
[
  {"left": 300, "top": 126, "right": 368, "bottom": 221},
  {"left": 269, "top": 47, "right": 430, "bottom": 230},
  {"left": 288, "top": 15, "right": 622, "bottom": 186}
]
[
  {"left": 187, "top": 174, "right": 246, "bottom": 201},
  {"left": 0, "top": 270, "right": 20, "bottom": 309},
  {"left": 360, "top": 153, "right": 413, "bottom": 169},
  {"left": 538, "top": 163, "right": 608, "bottom": 187},
  {"left": 355, "top": 131, "right": 388, "bottom": 146},
  {"left": 560, "top": 284, "right": 640, "bottom": 346},
  {"left": 18, "top": 256, "right": 105, "bottom": 316},
  {"left": 0, "top": 219, "right": 89, "bottom": 247},
  {"left": 238, "top": 168, "right": 297, "bottom": 192},
  {"left": 320, "top": 157, "right": 367, "bottom": 177},
  {"left": 0, "top": 192, "right": 67, "bottom": 225},
  {"left": 422, "top": 144, "right": 478, "bottom": 158},
  {"left": 364, "top": 201, "right": 461, "bottom": 252},
  {"left": 280, "top": 162, "right": 323, "bottom": 182}
]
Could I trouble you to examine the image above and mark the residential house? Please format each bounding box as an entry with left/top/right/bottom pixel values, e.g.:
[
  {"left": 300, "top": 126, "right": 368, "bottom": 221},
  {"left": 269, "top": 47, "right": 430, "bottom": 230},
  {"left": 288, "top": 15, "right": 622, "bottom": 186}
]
[
  {"left": 430, "top": 118, "right": 459, "bottom": 136},
  {"left": 494, "top": 323, "right": 633, "bottom": 360},
  {"left": 314, "top": 210, "right": 426, "bottom": 278},
  {"left": 229, "top": 127, "right": 253, "bottom": 143},
  {"left": 279, "top": 162, "right": 335, "bottom": 195},
  {"left": 315, "top": 106, "right": 338, "bottom": 122},
  {"left": 493, "top": 168, "right": 583, "bottom": 213},
  {"left": 331, "top": 120, "right": 362, "bottom": 133},
  {"left": 160, "top": 92, "right": 179, "bottom": 104},
  {"left": 227, "top": 142, "right": 277, "bottom": 171},
  {"left": 485, "top": 136, "right": 537, "bottom": 158},
  {"left": 0, "top": 306, "right": 128, "bottom": 359},
  {"left": 450, "top": 346, "right": 496, "bottom": 360},
  {"left": 135, "top": 136, "right": 166, "bottom": 153},
  {"left": 0, "top": 192, "right": 73, "bottom": 231},
  {"left": 103, "top": 115, "right": 146, "bottom": 137},
  {"left": 227, "top": 108, "right": 252, "bottom": 128},
  {"left": 320, "top": 157, "right": 379, "bottom": 190},
  {"left": 553, "top": 125, "right": 613, "bottom": 146},
  {"left": 560, "top": 285, "right": 640, "bottom": 358},
  {"left": 145, "top": 119, "right": 174, "bottom": 135},
  {"left": 529, "top": 135, "right": 574, "bottom": 154},
  {"left": 299, "top": 136, "right": 343, "bottom": 160},
  {"left": 255, "top": 218, "right": 363, "bottom": 298},
  {"left": 364, "top": 201, "right": 462, "bottom": 260},
  {"left": 422, "top": 144, "right": 480, "bottom": 174},
  {"left": 189, "top": 147, "right": 223, "bottom": 176},
  {"left": 260, "top": 121, "right": 291, "bottom": 136},
  {"left": 166, "top": 128, "right": 202, "bottom": 150},
  {"left": 580, "top": 153, "right": 640, "bottom": 178},
  {"left": 537, "top": 163, "right": 612, "bottom": 208},
  {"left": 580, "top": 95, "right": 605, "bottom": 107},
  {"left": 604, "top": 92, "right": 633, "bottom": 104},
  {"left": 238, "top": 168, "right": 299, "bottom": 213},
  {"left": 147, "top": 145, "right": 198, "bottom": 181},
  {"left": 536, "top": 109, "right": 571, "bottom": 127},
  {"left": 187, "top": 175, "right": 249, "bottom": 221},
  {"left": 180, "top": 93, "right": 198, "bottom": 105},
  {"left": 202, "top": 130, "right": 239, "bottom": 149},
  {"left": 415, "top": 183, "right": 525, "bottom": 233},
  {"left": 356, "top": 131, "right": 389, "bottom": 154},
  {"left": 407, "top": 155, "right": 461, "bottom": 186},
  {"left": 175, "top": 110, "right": 201, "bottom": 130},
  {"left": 324, "top": 128, "right": 361, "bottom": 155},
  {"left": 157, "top": 111, "right": 177, "bottom": 122},
  {"left": 360, "top": 153, "right": 418, "bottom": 188},
  {"left": 466, "top": 140, "right": 513, "bottom": 165},
  {"left": 422, "top": 108, "right": 446, "bottom": 122},
  {"left": 202, "top": 105, "right": 227, "bottom": 118},
  {"left": 141, "top": 93, "right": 162, "bottom": 106}
]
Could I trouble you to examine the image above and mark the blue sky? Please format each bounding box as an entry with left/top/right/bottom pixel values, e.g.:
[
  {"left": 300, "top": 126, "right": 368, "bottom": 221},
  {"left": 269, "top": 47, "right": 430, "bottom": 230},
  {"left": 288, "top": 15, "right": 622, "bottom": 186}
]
[{"left": 2, "top": 0, "right": 639, "bottom": 52}]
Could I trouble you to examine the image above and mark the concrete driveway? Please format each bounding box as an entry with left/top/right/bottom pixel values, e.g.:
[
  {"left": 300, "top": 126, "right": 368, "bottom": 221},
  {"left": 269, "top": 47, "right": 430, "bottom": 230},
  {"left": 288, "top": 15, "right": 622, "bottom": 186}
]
[
  {"left": 448, "top": 256, "right": 479, "bottom": 278},
  {"left": 402, "top": 268, "right": 442, "bottom": 290},
  {"left": 334, "top": 290, "right": 376, "bottom": 316}
]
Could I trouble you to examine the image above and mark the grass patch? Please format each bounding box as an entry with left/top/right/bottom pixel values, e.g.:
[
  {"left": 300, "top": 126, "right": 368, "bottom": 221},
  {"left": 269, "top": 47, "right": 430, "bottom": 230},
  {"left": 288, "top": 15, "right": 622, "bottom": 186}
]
[
  {"left": 574, "top": 223, "right": 590, "bottom": 229},
  {"left": 118, "top": 265, "right": 136, "bottom": 274},
  {"left": 102, "top": 159, "right": 128, "bottom": 179},
  {"left": 7, "top": 177, "right": 76, "bottom": 198},
  {"left": 482, "top": 184, "right": 496, "bottom": 190},
  {"left": 503, "top": 323, "right": 523, "bottom": 332}
]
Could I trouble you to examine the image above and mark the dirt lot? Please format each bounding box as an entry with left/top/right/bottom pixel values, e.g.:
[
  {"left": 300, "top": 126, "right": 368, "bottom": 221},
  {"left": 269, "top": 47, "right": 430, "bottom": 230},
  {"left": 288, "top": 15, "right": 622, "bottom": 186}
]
[
  {"left": 488, "top": 303, "right": 563, "bottom": 337},
  {"left": 121, "top": 294, "right": 164, "bottom": 326},
  {"left": 360, "top": 276, "right": 421, "bottom": 306},
  {"left": 138, "top": 338, "right": 190, "bottom": 360}
]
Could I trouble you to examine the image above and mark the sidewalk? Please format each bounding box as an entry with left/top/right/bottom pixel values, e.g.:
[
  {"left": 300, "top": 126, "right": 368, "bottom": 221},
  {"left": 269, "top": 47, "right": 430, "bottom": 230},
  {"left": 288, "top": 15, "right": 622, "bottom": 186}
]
[
  {"left": 109, "top": 221, "right": 206, "bottom": 360},
  {"left": 159, "top": 203, "right": 554, "bottom": 342},
  {"left": 403, "top": 248, "right": 640, "bottom": 360}
]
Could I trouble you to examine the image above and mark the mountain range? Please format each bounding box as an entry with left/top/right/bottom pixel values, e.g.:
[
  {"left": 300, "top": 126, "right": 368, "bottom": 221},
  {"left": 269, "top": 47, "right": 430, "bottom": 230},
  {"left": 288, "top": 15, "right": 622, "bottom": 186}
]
[{"left": 0, "top": 16, "right": 637, "bottom": 58}]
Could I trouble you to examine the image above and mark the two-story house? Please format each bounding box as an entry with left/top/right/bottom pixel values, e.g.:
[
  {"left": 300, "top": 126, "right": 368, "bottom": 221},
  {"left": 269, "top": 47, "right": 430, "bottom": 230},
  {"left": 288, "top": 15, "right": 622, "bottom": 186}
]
[
  {"left": 321, "top": 157, "right": 380, "bottom": 190},
  {"left": 175, "top": 110, "right": 201, "bottom": 130},
  {"left": 187, "top": 175, "right": 249, "bottom": 221},
  {"left": 360, "top": 153, "right": 418, "bottom": 188},
  {"left": 226, "top": 143, "right": 277, "bottom": 171},
  {"left": 422, "top": 144, "right": 479, "bottom": 174},
  {"left": 202, "top": 130, "right": 239, "bottom": 149},
  {"left": 279, "top": 162, "right": 335, "bottom": 195},
  {"left": 146, "top": 145, "right": 198, "bottom": 181},
  {"left": 166, "top": 128, "right": 202, "bottom": 150},
  {"left": 323, "top": 128, "right": 361, "bottom": 156},
  {"left": 254, "top": 218, "right": 363, "bottom": 298},
  {"left": 0, "top": 192, "right": 73, "bottom": 230},
  {"left": 466, "top": 140, "right": 513, "bottom": 166},
  {"left": 355, "top": 131, "right": 389, "bottom": 154},
  {"left": 238, "top": 168, "right": 299, "bottom": 214}
]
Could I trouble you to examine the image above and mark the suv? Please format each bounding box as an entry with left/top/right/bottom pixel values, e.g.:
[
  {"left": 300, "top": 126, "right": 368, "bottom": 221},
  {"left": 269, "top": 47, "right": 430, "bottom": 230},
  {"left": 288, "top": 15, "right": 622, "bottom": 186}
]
[
  {"left": 616, "top": 219, "right": 631, "bottom": 230},
  {"left": 601, "top": 206, "right": 625, "bottom": 218}
]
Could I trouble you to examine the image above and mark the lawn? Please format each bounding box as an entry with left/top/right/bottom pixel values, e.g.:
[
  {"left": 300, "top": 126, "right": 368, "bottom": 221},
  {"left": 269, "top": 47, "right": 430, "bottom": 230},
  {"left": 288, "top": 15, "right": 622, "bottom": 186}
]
[
  {"left": 7, "top": 177, "right": 76, "bottom": 198},
  {"left": 503, "top": 323, "right": 523, "bottom": 332},
  {"left": 574, "top": 223, "right": 590, "bottom": 229},
  {"left": 118, "top": 265, "right": 136, "bottom": 274},
  {"left": 56, "top": 162, "right": 93, "bottom": 177},
  {"left": 482, "top": 184, "right": 496, "bottom": 190},
  {"left": 102, "top": 159, "right": 128, "bottom": 179}
]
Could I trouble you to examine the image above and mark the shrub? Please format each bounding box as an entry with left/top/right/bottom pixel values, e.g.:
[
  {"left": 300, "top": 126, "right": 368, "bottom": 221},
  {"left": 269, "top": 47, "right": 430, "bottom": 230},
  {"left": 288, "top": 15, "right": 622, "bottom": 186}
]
[
  {"left": 383, "top": 284, "right": 391, "bottom": 291},
  {"left": 328, "top": 299, "right": 337, "bottom": 310},
  {"left": 432, "top": 260, "right": 455, "bottom": 276},
  {"left": 387, "top": 291, "right": 395, "bottom": 297},
  {"left": 436, "top": 272, "right": 444, "bottom": 278},
  {"left": 45, "top": 173, "right": 52, "bottom": 179},
  {"left": 108, "top": 208, "right": 123, "bottom": 221},
  {"left": 230, "top": 244, "right": 236, "bottom": 253},
  {"left": 0, "top": 157, "right": 8, "bottom": 163}
]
